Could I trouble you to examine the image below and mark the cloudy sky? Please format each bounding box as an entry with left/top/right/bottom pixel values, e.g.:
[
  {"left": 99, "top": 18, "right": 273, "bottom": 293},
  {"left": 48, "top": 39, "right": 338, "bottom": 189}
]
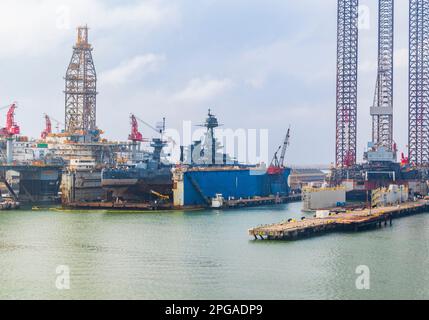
[{"left": 0, "top": 0, "right": 410, "bottom": 165}]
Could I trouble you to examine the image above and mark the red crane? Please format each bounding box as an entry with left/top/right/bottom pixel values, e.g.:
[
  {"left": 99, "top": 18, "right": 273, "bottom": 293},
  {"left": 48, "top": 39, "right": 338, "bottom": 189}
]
[
  {"left": 268, "top": 127, "right": 291, "bottom": 175},
  {"left": 401, "top": 153, "right": 409, "bottom": 166},
  {"left": 0, "top": 104, "right": 20, "bottom": 137},
  {"left": 41, "top": 114, "right": 52, "bottom": 139},
  {"left": 128, "top": 114, "right": 144, "bottom": 142}
]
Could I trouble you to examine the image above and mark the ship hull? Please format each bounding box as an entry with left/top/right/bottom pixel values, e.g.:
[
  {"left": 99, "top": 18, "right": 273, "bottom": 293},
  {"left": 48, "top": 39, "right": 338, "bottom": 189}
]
[
  {"left": 61, "top": 169, "right": 106, "bottom": 204},
  {"left": 101, "top": 178, "right": 139, "bottom": 187},
  {"left": 101, "top": 167, "right": 173, "bottom": 201}
]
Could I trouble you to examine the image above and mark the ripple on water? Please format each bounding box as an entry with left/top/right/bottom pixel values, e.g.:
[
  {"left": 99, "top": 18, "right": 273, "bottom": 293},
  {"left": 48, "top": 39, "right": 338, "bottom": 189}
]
[{"left": 0, "top": 204, "right": 428, "bottom": 299}]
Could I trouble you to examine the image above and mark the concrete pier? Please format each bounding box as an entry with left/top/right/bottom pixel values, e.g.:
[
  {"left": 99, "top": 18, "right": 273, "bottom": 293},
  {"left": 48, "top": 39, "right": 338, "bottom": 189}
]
[{"left": 249, "top": 200, "right": 429, "bottom": 241}]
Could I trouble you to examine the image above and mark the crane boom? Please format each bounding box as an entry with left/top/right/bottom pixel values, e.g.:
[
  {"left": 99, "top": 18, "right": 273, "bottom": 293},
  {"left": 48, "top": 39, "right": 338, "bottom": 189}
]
[
  {"left": 134, "top": 115, "right": 166, "bottom": 137},
  {"left": 267, "top": 127, "right": 291, "bottom": 175},
  {"left": 279, "top": 127, "right": 290, "bottom": 168}
]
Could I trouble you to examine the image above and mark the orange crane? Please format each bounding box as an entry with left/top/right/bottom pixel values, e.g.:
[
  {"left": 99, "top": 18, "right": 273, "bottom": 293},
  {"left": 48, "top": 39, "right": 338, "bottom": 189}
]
[{"left": 41, "top": 114, "right": 52, "bottom": 139}]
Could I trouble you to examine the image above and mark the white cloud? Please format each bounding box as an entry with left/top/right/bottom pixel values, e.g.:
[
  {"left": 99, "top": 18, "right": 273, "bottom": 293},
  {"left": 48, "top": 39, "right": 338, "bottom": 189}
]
[
  {"left": 95, "top": 1, "right": 176, "bottom": 28},
  {"left": 245, "top": 77, "right": 266, "bottom": 89},
  {"left": 173, "top": 77, "right": 234, "bottom": 103},
  {"left": 0, "top": 0, "right": 179, "bottom": 58},
  {"left": 359, "top": 59, "right": 377, "bottom": 74},
  {"left": 236, "top": 35, "right": 334, "bottom": 89},
  {"left": 100, "top": 54, "right": 165, "bottom": 86}
]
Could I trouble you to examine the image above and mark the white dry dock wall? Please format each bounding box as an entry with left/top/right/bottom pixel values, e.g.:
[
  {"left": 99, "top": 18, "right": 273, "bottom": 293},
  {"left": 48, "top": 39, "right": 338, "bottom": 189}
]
[{"left": 302, "top": 187, "right": 346, "bottom": 211}]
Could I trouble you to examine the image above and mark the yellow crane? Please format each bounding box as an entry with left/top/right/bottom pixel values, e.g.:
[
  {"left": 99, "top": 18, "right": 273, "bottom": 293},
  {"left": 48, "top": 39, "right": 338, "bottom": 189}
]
[{"left": 150, "top": 190, "right": 170, "bottom": 201}]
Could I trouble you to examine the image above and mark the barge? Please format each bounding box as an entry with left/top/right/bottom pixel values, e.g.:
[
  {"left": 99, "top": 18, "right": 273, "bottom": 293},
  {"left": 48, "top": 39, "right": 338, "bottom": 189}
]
[{"left": 249, "top": 200, "right": 429, "bottom": 241}]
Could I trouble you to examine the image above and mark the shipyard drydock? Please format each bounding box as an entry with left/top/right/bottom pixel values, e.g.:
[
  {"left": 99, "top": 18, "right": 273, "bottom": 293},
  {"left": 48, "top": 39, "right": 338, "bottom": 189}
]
[
  {"left": 0, "top": 21, "right": 429, "bottom": 220},
  {"left": 65, "top": 110, "right": 297, "bottom": 210},
  {"left": 172, "top": 165, "right": 291, "bottom": 208}
]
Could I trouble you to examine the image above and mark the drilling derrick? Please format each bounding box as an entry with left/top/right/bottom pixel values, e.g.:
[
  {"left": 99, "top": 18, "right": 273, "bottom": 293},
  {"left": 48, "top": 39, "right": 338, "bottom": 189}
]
[
  {"left": 409, "top": 0, "right": 429, "bottom": 165},
  {"left": 64, "top": 26, "right": 98, "bottom": 142},
  {"left": 335, "top": 0, "right": 359, "bottom": 167},
  {"left": 371, "top": 0, "right": 394, "bottom": 154}
]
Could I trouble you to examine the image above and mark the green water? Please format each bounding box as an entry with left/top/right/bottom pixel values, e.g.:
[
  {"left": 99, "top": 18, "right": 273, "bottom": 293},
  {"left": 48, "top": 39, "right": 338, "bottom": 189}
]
[{"left": 0, "top": 202, "right": 428, "bottom": 300}]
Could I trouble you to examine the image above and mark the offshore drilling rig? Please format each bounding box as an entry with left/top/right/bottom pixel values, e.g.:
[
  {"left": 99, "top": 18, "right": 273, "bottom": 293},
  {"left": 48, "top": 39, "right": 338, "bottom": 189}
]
[
  {"left": 331, "top": 0, "right": 429, "bottom": 200},
  {"left": 46, "top": 26, "right": 133, "bottom": 165},
  {"left": 0, "top": 26, "right": 141, "bottom": 205},
  {"left": 64, "top": 26, "right": 100, "bottom": 143}
]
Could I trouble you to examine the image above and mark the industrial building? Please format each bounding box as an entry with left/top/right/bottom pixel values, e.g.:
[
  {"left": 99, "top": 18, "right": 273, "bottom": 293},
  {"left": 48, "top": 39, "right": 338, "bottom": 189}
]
[{"left": 289, "top": 168, "right": 327, "bottom": 191}]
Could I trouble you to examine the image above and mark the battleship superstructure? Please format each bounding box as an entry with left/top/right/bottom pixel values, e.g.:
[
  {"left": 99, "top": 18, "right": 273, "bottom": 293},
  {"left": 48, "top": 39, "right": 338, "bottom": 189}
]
[
  {"left": 101, "top": 137, "right": 173, "bottom": 201},
  {"left": 172, "top": 110, "right": 291, "bottom": 208}
]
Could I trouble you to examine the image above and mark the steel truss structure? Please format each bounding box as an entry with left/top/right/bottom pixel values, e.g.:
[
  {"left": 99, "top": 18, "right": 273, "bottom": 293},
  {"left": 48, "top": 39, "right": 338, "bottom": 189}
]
[
  {"left": 372, "top": 0, "right": 394, "bottom": 151},
  {"left": 65, "top": 26, "right": 97, "bottom": 138},
  {"left": 336, "top": 0, "right": 359, "bottom": 167},
  {"left": 409, "top": 0, "right": 429, "bottom": 165}
]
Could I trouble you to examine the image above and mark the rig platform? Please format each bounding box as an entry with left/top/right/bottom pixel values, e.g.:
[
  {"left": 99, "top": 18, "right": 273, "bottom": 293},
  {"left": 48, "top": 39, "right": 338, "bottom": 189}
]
[{"left": 249, "top": 200, "right": 429, "bottom": 241}]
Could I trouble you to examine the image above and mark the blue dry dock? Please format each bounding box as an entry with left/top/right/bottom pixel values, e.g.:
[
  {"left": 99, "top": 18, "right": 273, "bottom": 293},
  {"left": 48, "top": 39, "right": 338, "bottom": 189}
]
[
  {"left": 172, "top": 166, "right": 291, "bottom": 208},
  {"left": 249, "top": 200, "right": 429, "bottom": 241}
]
